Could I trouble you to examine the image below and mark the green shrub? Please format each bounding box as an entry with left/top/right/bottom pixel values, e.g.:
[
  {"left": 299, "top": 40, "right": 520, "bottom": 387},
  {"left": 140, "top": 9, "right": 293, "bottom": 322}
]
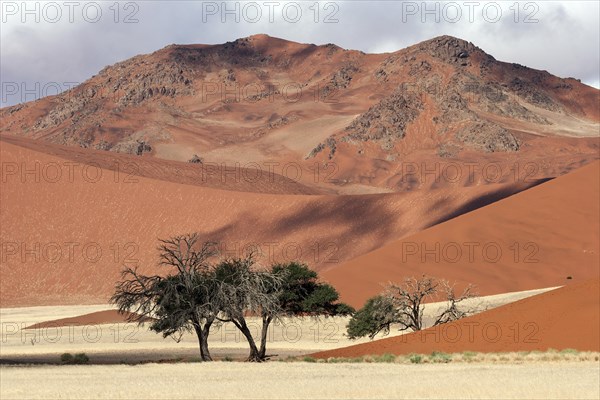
[
  {"left": 430, "top": 351, "right": 452, "bottom": 363},
  {"left": 348, "top": 357, "right": 364, "bottom": 363},
  {"left": 346, "top": 295, "right": 398, "bottom": 340},
  {"left": 560, "top": 348, "right": 579, "bottom": 355},
  {"left": 60, "top": 353, "right": 74, "bottom": 364},
  {"left": 409, "top": 353, "right": 422, "bottom": 364},
  {"left": 60, "top": 352, "right": 89, "bottom": 364},
  {"left": 302, "top": 356, "right": 317, "bottom": 363},
  {"left": 73, "top": 353, "right": 90, "bottom": 364},
  {"left": 374, "top": 353, "right": 396, "bottom": 363}
]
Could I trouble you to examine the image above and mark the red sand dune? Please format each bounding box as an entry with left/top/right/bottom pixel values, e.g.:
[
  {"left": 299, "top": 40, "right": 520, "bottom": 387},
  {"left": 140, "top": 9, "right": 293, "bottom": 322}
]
[
  {"left": 312, "top": 279, "right": 600, "bottom": 358},
  {"left": 0, "top": 134, "right": 322, "bottom": 195},
  {"left": 0, "top": 137, "right": 541, "bottom": 307},
  {"left": 322, "top": 161, "right": 600, "bottom": 308},
  {"left": 24, "top": 310, "right": 153, "bottom": 330}
]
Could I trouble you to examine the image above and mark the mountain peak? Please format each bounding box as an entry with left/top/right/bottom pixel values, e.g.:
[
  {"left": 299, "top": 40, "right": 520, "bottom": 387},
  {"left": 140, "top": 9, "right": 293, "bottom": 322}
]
[{"left": 1, "top": 34, "right": 597, "bottom": 167}]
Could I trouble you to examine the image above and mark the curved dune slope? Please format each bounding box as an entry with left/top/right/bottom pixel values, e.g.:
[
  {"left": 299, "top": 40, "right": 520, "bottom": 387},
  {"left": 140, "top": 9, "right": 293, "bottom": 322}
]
[
  {"left": 0, "top": 135, "right": 321, "bottom": 195},
  {"left": 312, "top": 279, "right": 600, "bottom": 358},
  {"left": 0, "top": 139, "right": 539, "bottom": 307},
  {"left": 322, "top": 161, "right": 600, "bottom": 308},
  {"left": 23, "top": 310, "right": 152, "bottom": 330}
]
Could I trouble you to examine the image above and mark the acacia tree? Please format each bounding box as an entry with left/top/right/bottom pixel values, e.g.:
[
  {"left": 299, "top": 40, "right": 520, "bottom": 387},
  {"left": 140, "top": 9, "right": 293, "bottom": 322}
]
[
  {"left": 347, "top": 276, "right": 477, "bottom": 340},
  {"left": 213, "top": 256, "right": 283, "bottom": 362},
  {"left": 112, "top": 236, "right": 356, "bottom": 362},
  {"left": 111, "top": 234, "right": 219, "bottom": 361},
  {"left": 257, "top": 262, "right": 354, "bottom": 359},
  {"left": 346, "top": 295, "right": 398, "bottom": 340}
]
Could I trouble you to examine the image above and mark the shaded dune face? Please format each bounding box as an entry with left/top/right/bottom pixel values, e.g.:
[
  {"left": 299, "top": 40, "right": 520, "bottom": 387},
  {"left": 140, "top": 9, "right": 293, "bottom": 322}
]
[
  {"left": 0, "top": 137, "right": 542, "bottom": 307},
  {"left": 312, "top": 279, "right": 600, "bottom": 358},
  {"left": 322, "top": 161, "right": 600, "bottom": 308},
  {"left": 23, "top": 310, "right": 153, "bottom": 330}
]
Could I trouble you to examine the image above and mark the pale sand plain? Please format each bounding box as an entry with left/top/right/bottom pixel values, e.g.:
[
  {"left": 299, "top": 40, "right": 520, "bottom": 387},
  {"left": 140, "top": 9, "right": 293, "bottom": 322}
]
[
  {"left": 1, "top": 362, "right": 599, "bottom": 400},
  {"left": 0, "top": 287, "right": 555, "bottom": 363}
]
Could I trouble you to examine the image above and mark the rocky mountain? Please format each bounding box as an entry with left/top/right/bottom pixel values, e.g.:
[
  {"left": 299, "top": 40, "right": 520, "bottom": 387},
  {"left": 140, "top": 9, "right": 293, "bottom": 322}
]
[{"left": 1, "top": 34, "right": 598, "bottom": 192}]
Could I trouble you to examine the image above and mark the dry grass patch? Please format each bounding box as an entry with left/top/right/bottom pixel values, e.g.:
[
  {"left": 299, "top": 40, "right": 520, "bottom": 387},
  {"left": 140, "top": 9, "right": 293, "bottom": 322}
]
[{"left": 296, "top": 350, "right": 599, "bottom": 364}]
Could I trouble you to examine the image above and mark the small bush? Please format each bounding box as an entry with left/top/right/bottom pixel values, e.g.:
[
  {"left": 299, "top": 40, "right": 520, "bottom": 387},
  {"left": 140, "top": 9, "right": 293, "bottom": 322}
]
[
  {"left": 430, "top": 351, "right": 452, "bottom": 363},
  {"left": 409, "top": 353, "right": 423, "bottom": 364},
  {"left": 302, "top": 356, "right": 317, "bottom": 363},
  {"left": 374, "top": 353, "right": 396, "bottom": 363},
  {"left": 349, "top": 357, "right": 364, "bottom": 363},
  {"left": 73, "top": 353, "right": 90, "bottom": 364},
  {"left": 222, "top": 356, "right": 234, "bottom": 362},
  {"left": 61, "top": 352, "right": 89, "bottom": 364},
  {"left": 60, "top": 353, "right": 74, "bottom": 364},
  {"left": 560, "top": 348, "right": 579, "bottom": 355}
]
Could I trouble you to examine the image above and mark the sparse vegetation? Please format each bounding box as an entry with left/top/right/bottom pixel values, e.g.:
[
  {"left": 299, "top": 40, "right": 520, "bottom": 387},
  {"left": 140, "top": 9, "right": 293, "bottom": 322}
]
[
  {"left": 60, "top": 353, "right": 89, "bottom": 364},
  {"left": 112, "top": 233, "right": 352, "bottom": 362},
  {"left": 561, "top": 348, "right": 579, "bottom": 354},
  {"left": 258, "top": 262, "right": 354, "bottom": 359},
  {"left": 288, "top": 350, "right": 599, "bottom": 364},
  {"left": 430, "top": 351, "right": 452, "bottom": 363},
  {"left": 409, "top": 354, "right": 423, "bottom": 364},
  {"left": 347, "top": 276, "right": 477, "bottom": 339},
  {"left": 111, "top": 234, "right": 221, "bottom": 362},
  {"left": 373, "top": 353, "right": 396, "bottom": 363}
]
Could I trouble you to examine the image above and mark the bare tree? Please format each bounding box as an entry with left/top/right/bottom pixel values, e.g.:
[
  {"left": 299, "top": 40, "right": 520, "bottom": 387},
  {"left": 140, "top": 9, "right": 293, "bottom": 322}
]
[
  {"left": 386, "top": 275, "right": 439, "bottom": 332},
  {"left": 433, "top": 281, "right": 478, "bottom": 326},
  {"left": 111, "top": 233, "right": 219, "bottom": 361},
  {"left": 347, "top": 275, "right": 478, "bottom": 340},
  {"left": 213, "top": 256, "right": 283, "bottom": 362}
]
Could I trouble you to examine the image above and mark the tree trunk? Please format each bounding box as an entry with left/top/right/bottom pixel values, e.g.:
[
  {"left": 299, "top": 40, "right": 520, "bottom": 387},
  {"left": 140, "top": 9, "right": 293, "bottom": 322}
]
[
  {"left": 201, "top": 321, "right": 213, "bottom": 361},
  {"left": 236, "top": 319, "right": 262, "bottom": 362},
  {"left": 192, "top": 315, "right": 213, "bottom": 362},
  {"left": 258, "top": 315, "right": 272, "bottom": 359}
]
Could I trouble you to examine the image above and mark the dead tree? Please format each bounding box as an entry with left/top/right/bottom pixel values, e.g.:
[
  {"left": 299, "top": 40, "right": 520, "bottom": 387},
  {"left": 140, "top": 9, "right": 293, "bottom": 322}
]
[
  {"left": 111, "top": 233, "right": 219, "bottom": 361},
  {"left": 213, "top": 256, "right": 283, "bottom": 362},
  {"left": 433, "top": 281, "right": 478, "bottom": 326},
  {"left": 347, "top": 275, "right": 478, "bottom": 340},
  {"left": 387, "top": 275, "right": 439, "bottom": 332}
]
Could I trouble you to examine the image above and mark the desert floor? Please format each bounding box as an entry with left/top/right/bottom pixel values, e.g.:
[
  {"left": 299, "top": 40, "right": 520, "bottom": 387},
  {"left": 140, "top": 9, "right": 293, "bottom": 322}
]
[
  {"left": 3, "top": 286, "right": 597, "bottom": 400},
  {"left": 0, "top": 287, "right": 553, "bottom": 364},
  {"left": 1, "top": 361, "right": 599, "bottom": 400}
]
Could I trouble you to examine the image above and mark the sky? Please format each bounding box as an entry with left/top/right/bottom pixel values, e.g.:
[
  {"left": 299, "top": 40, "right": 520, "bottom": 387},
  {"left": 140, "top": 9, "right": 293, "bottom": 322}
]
[{"left": 1, "top": 0, "right": 599, "bottom": 107}]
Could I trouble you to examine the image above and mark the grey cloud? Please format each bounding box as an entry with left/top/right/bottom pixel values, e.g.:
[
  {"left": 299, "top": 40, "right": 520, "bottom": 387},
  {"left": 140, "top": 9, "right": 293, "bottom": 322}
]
[{"left": 1, "top": 1, "right": 598, "bottom": 107}]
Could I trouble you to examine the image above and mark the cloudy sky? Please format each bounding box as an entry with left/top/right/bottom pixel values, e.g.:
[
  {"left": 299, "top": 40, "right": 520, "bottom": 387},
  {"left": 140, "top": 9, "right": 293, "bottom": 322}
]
[{"left": 1, "top": 1, "right": 599, "bottom": 106}]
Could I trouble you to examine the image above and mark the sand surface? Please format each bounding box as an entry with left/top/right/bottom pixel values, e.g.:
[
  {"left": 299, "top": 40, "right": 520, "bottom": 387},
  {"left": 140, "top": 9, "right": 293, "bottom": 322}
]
[
  {"left": 323, "top": 161, "right": 600, "bottom": 307},
  {"left": 0, "top": 137, "right": 542, "bottom": 307},
  {"left": 0, "top": 288, "right": 554, "bottom": 364},
  {"left": 1, "top": 362, "right": 598, "bottom": 400}
]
